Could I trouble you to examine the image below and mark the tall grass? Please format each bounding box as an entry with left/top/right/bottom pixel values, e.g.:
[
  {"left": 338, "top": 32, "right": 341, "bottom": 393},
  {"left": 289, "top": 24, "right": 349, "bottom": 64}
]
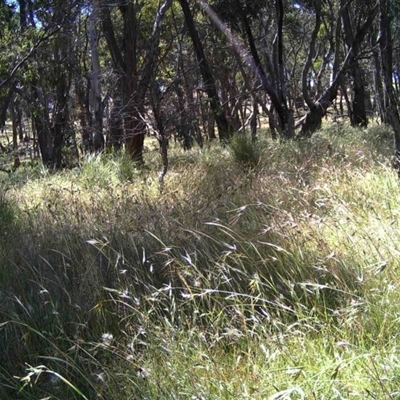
[{"left": 1, "top": 126, "right": 400, "bottom": 398}]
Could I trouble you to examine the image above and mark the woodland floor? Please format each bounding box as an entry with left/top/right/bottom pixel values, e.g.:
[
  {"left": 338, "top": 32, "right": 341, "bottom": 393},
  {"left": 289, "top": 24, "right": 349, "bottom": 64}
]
[{"left": 1, "top": 122, "right": 400, "bottom": 399}]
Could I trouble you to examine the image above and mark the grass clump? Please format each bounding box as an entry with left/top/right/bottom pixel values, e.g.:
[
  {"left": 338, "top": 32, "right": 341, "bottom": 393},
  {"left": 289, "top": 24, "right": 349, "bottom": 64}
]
[
  {"left": 0, "top": 192, "right": 17, "bottom": 232},
  {"left": 0, "top": 123, "right": 400, "bottom": 398},
  {"left": 230, "top": 133, "right": 260, "bottom": 169}
]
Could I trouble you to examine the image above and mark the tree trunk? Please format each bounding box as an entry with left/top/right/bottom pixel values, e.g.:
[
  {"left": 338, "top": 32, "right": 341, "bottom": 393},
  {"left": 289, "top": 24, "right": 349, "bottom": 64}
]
[
  {"left": 31, "top": 86, "right": 52, "bottom": 166},
  {"left": 131, "top": 0, "right": 173, "bottom": 161},
  {"left": 51, "top": 2, "right": 73, "bottom": 169},
  {"left": 351, "top": 65, "right": 367, "bottom": 127},
  {"left": 99, "top": 0, "right": 126, "bottom": 151},
  {"left": 301, "top": 1, "right": 321, "bottom": 110},
  {"left": 119, "top": 0, "right": 173, "bottom": 162},
  {"left": 340, "top": 82, "right": 352, "bottom": 121},
  {"left": 250, "top": 99, "right": 258, "bottom": 141},
  {"left": 107, "top": 96, "right": 124, "bottom": 150},
  {"left": 235, "top": 56, "right": 277, "bottom": 138},
  {"left": 52, "top": 69, "right": 69, "bottom": 169},
  {"left": 0, "top": 84, "right": 15, "bottom": 130},
  {"left": 179, "top": 0, "right": 233, "bottom": 142},
  {"left": 342, "top": 4, "right": 367, "bottom": 127},
  {"left": 372, "top": 43, "right": 387, "bottom": 123},
  {"left": 11, "top": 99, "right": 21, "bottom": 169},
  {"left": 233, "top": 0, "right": 293, "bottom": 138},
  {"left": 301, "top": 3, "right": 378, "bottom": 136},
  {"left": 379, "top": 0, "right": 400, "bottom": 175},
  {"left": 119, "top": 2, "right": 140, "bottom": 161},
  {"left": 89, "top": 3, "right": 104, "bottom": 152},
  {"left": 76, "top": 79, "right": 92, "bottom": 152}
]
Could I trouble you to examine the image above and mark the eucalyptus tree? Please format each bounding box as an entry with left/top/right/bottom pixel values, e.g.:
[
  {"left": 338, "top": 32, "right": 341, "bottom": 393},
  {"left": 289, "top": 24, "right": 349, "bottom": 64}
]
[
  {"left": 341, "top": 0, "right": 370, "bottom": 127},
  {"left": 205, "top": 0, "right": 296, "bottom": 139},
  {"left": 179, "top": 0, "right": 234, "bottom": 141},
  {"left": 0, "top": 2, "right": 18, "bottom": 131},
  {"left": 379, "top": 0, "right": 400, "bottom": 174},
  {"left": 387, "top": 0, "right": 400, "bottom": 101},
  {"left": 98, "top": 0, "right": 173, "bottom": 163},
  {"left": 0, "top": 0, "right": 83, "bottom": 168},
  {"left": 168, "top": 4, "right": 209, "bottom": 146},
  {"left": 390, "top": 0, "right": 400, "bottom": 96},
  {"left": 299, "top": 0, "right": 378, "bottom": 135},
  {"left": 89, "top": 1, "right": 105, "bottom": 152},
  {"left": 27, "top": 0, "right": 82, "bottom": 168}
]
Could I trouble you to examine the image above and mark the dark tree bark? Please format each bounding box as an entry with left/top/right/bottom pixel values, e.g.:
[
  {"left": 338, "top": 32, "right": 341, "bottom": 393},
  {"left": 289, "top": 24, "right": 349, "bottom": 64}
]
[
  {"left": 101, "top": 0, "right": 173, "bottom": 162},
  {"left": 50, "top": 0, "right": 77, "bottom": 168},
  {"left": 372, "top": 46, "right": 387, "bottom": 123},
  {"left": 32, "top": 86, "right": 52, "bottom": 165},
  {"left": 0, "top": 84, "right": 15, "bottom": 130},
  {"left": 379, "top": 0, "right": 400, "bottom": 174},
  {"left": 302, "top": 1, "right": 321, "bottom": 110},
  {"left": 10, "top": 98, "right": 21, "bottom": 169},
  {"left": 51, "top": 14, "right": 73, "bottom": 169},
  {"left": 120, "top": 2, "right": 142, "bottom": 161},
  {"left": 232, "top": 0, "right": 294, "bottom": 138},
  {"left": 107, "top": 96, "right": 124, "bottom": 150},
  {"left": 235, "top": 52, "right": 277, "bottom": 138},
  {"left": 179, "top": 0, "right": 233, "bottom": 142},
  {"left": 76, "top": 78, "right": 92, "bottom": 152},
  {"left": 250, "top": 98, "right": 258, "bottom": 141},
  {"left": 342, "top": 3, "right": 368, "bottom": 127},
  {"left": 99, "top": 0, "right": 126, "bottom": 151},
  {"left": 18, "top": 0, "right": 27, "bottom": 31},
  {"left": 89, "top": 3, "right": 104, "bottom": 152},
  {"left": 300, "top": 3, "right": 378, "bottom": 136},
  {"left": 150, "top": 83, "right": 168, "bottom": 186}
]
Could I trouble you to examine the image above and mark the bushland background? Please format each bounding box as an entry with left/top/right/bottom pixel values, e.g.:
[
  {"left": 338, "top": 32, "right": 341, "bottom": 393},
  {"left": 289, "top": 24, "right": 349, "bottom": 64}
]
[{"left": 1, "top": 1, "right": 400, "bottom": 399}]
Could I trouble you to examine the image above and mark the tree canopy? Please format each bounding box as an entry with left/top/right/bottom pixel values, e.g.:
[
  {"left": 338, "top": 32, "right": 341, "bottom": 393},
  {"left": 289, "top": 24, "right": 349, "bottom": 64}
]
[{"left": 0, "top": 0, "right": 399, "bottom": 171}]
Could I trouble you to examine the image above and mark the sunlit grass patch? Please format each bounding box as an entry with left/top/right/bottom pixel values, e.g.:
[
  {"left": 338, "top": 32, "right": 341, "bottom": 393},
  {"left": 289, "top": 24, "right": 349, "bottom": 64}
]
[{"left": 1, "top": 124, "right": 400, "bottom": 398}]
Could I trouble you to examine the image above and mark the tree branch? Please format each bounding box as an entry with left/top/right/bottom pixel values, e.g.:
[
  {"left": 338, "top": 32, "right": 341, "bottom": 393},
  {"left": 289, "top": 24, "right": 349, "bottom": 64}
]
[{"left": 0, "top": 26, "right": 62, "bottom": 90}]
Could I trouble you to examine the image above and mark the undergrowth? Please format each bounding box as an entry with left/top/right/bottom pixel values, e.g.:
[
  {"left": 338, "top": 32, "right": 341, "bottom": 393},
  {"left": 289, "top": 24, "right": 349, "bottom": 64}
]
[{"left": 1, "top": 126, "right": 400, "bottom": 399}]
